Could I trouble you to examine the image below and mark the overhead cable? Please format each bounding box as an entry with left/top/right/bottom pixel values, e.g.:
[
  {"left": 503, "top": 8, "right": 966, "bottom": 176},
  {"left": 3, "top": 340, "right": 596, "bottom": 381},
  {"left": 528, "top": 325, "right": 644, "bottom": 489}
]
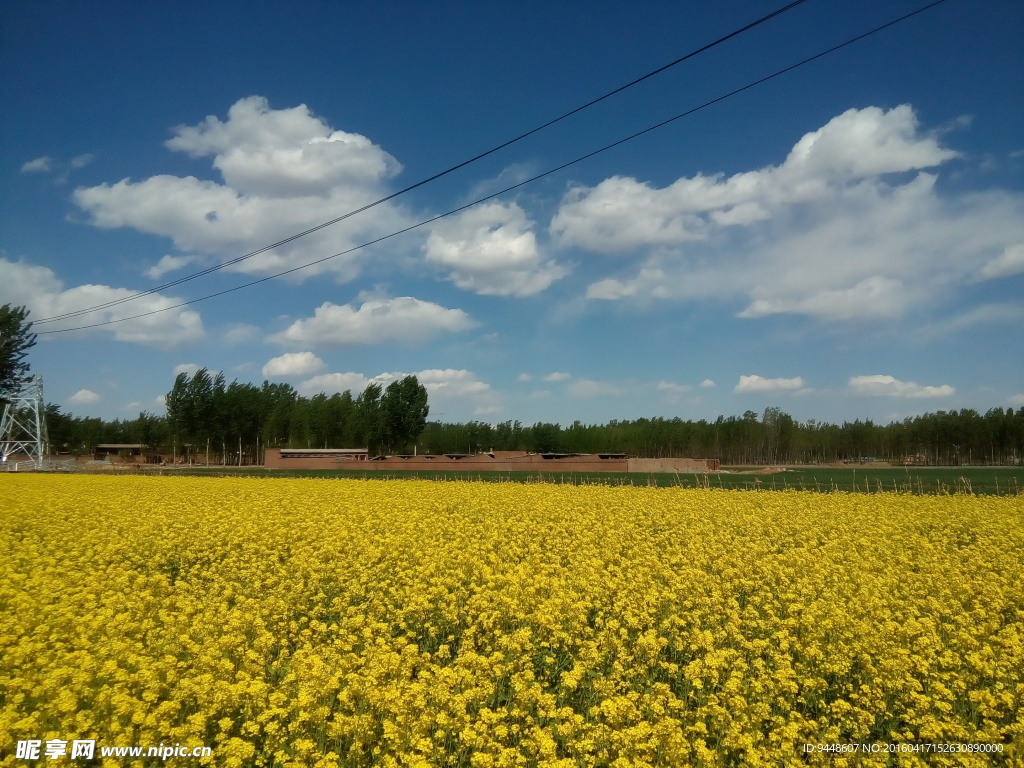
[
  {"left": 37, "top": 0, "right": 950, "bottom": 336},
  {"left": 34, "top": 0, "right": 811, "bottom": 325}
]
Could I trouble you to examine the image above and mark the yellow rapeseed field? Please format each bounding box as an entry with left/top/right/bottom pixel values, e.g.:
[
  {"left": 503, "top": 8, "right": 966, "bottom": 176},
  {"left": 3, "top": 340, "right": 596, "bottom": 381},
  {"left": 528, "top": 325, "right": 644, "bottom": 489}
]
[{"left": 1, "top": 474, "right": 1022, "bottom": 767}]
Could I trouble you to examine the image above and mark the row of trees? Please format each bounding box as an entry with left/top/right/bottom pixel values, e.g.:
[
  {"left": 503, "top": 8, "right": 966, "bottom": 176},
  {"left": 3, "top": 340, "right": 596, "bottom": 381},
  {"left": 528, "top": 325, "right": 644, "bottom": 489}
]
[
  {"left": 417, "top": 406, "right": 1024, "bottom": 465},
  {"left": 9, "top": 304, "right": 1020, "bottom": 465},
  {"left": 45, "top": 398, "right": 1024, "bottom": 466},
  {"left": 48, "top": 372, "right": 428, "bottom": 463},
  {"left": 158, "top": 369, "right": 429, "bottom": 463}
]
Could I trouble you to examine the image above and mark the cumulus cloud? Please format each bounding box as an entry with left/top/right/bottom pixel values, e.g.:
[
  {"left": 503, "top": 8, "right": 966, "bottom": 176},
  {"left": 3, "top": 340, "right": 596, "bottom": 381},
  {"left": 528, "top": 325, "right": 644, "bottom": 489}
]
[
  {"left": 73, "top": 96, "right": 412, "bottom": 282},
  {"left": 1007, "top": 393, "right": 1024, "bottom": 407},
  {"left": 568, "top": 106, "right": 1024, "bottom": 322},
  {"left": 517, "top": 373, "right": 533, "bottom": 382},
  {"left": 262, "top": 352, "right": 325, "bottom": 379},
  {"left": 424, "top": 202, "right": 568, "bottom": 296},
  {"left": 1, "top": 258, "right": 203, "bottom": 348},
  {"left": 173, "top": 363, "right": 201, "bottom": 376},
  {"left": 735, "top": 375, "right": 804, "bottom": 393},
  {"left": 417, "top": 368, "right": 492, "bottom": 398},
  {"left": 69, "top": 389, "right": 99, "bottom": 404},
  {"left": 21, "top": 156, "right": 54, "bottom": 173},
  {"left": 738, "top": 276, "right": 909, "bottom": 321},
  {"left": 586, "top": 267, "right": 668, "bottom": 301},
  {"left": 270, "top": 296, "right": 475, "bottom": 347},
  {"left": 165, "top": 96, "right": 400, "bottom": 195},
  {"left": 542, "top": 372, "right": 571, "bottom": 382},
  {"left": 979, "top": 243, "right": 1024, "bottom": 280},
  {"left": 848, "top": 375, "right": 955, "bottom": 398},
  {"left": 700, "top": 379, "right": 716, "bottom": 388},
  {"left": 22, "top": 154, "right": 93, "bottom": 181},
  {"left": 555, "top": 106, "right": 955, "bottom": 253},
  {"left": 145, "top": 254, "right": 205, "bottom": 280}
]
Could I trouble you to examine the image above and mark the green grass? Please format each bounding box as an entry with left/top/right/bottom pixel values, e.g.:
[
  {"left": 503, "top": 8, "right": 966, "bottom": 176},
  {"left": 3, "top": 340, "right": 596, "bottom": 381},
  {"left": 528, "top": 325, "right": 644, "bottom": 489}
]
[
  {"left": 718, "top": 466, "right": 1024, "bottom": 496},
  {"left": 122, "top": 464, "right": 1024, "bottom": 495}
]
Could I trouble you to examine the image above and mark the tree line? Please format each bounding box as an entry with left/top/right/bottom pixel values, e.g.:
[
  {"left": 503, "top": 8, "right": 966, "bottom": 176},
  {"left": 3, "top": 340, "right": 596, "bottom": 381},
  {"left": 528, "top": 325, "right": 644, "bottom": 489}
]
[
  {"left": 47, "top": 369, "right": 428, "bottom": 464},
  {"left": 7, "top": 305, "right": 1022, "bottom": 466},
  {"left": 418, "top": 406, "right": 1024, "bottom": 465},
  {"left": 44, "top": 386, "right": 1024, "bottom": 465},
  {"left": 4, "top": 303, "right": 1019, "bottom": 466}
]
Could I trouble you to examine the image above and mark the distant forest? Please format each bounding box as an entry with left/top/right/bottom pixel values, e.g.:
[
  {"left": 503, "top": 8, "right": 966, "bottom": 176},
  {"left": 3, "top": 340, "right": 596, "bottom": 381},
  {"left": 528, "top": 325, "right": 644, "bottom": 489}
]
[{"left": 40, "top": 370, "right": 1024, "bottom": 466}]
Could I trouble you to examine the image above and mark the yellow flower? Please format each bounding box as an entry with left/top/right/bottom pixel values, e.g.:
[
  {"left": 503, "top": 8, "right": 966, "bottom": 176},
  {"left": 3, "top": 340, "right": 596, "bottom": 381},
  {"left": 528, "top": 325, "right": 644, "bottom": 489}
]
[{"left": 1, "top": 475, "right": 1020, "bottom": 766}]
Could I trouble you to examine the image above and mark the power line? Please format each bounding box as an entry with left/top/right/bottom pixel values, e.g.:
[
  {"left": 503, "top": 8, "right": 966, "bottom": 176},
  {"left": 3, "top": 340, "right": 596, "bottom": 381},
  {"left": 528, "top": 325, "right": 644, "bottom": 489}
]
[
  {"left": 34, "top": 0, "right": 811, "bottom": 326},
  {"left": 37, "top": 0, "right": 950, "bottom": 337}
]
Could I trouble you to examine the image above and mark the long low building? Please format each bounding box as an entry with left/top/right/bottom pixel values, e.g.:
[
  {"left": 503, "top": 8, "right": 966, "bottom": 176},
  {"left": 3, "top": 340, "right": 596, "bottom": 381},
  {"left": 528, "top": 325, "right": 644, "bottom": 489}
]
[{"left": 264, "top": 448, "right": 719, "bottom": 473}]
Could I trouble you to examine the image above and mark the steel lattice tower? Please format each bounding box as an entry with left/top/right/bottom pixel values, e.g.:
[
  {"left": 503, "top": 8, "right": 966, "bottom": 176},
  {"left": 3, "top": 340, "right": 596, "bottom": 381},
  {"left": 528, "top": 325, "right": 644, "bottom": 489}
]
[{"left": 0, "top": 375, "right": 49, "bottom": 470}]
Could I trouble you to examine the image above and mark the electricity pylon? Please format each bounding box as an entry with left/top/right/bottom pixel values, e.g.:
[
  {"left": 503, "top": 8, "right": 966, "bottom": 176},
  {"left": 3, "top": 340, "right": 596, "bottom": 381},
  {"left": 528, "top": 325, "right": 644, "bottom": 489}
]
[{"left": 0, "top": 375, "right": 49, "bottom": 470}]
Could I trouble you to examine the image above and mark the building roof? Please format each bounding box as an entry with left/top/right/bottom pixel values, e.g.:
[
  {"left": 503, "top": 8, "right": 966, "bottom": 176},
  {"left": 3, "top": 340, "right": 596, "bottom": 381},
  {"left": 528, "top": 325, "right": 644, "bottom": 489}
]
[{"left": 279, "top": 448, "right": 368, "bottom": 454}]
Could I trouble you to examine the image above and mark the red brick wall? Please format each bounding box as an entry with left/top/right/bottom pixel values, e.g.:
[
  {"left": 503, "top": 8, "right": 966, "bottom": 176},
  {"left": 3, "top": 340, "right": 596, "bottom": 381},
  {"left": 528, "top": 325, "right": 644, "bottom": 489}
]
[{"left": 264, "top": 450, "right": 718, "bottom": 473}]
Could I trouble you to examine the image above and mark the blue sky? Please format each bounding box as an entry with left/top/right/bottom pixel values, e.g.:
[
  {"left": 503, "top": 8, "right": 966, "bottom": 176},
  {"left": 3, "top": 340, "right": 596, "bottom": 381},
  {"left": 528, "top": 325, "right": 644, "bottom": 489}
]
[{"left": 2, "top": 0, "right": 1022, "bottom": 426}]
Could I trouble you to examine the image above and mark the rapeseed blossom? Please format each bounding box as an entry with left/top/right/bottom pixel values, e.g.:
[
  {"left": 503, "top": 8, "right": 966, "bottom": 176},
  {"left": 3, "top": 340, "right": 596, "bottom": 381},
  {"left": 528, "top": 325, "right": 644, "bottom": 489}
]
[{"left": 0, "top": 475, "right": 1021, "bottom": 766}]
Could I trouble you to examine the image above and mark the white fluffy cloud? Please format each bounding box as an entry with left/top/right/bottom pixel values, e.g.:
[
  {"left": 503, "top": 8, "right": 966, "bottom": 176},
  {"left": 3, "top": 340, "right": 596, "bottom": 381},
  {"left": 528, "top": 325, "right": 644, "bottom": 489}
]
[
  {"left": 567, "top": 106, "right": 1024, "bottom": 322},
  {"left": 416, "top": 368, "right": 491, "bottom": 397},
  {"left": 21, "top": 156, "right": 54, "bottom": 173},
  {"left": 73, "top": 96, "right": 411, "bottom": 282},
  {"left": 424, "top": 202, "right": 568, "bottom": 296},
  {"left": 145, "top": 254, "right": 205, "bottom": 280},
  {"left": 173, "top": 363, "right": 201, "bottom": 376},
  {"left": 735, "top": 375, "right": 804, "bottom": 393},
  {"left": 1, "top": 258, "right": 203, "bottom": 348},
  {"left": 270, "top": 296, "right": 475, "bottom": 347},
  {"left": 980, "top": 243, "right": 1024, "bottom": 280},
  {"left": 165, "top": 96, "right": 400, "bottom": 196},
  {"left": 68, "top": 389, "right": 99, "bottom": 404},
  {"left": 848, "top": 375, "right": 955, "bottom": 398},
  {"left": 543, "top": 372, "right": 571, "bottom": 382},
  {"left": 555, "top": 105, "right": 957, "bottom": 253},
  {"left": 262, "top": 352, "right": 325, "bottom": 379},
  {"left": 700, "top": 379, "right": 716, "bottom": 388}
]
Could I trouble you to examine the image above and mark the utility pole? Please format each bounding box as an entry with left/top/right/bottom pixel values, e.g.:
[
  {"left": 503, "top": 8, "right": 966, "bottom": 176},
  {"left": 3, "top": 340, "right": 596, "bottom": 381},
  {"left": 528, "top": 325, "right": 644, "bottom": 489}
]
[{"left": 0, "top": 375, "right": 49, "bottom": 470}]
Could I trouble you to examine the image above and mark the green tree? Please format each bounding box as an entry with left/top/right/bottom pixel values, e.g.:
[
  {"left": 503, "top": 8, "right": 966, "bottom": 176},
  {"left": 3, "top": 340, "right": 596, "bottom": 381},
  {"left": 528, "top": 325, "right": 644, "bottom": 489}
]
[
  {"left": 531, "top": 422, "right": 562, "bottom": 453},
  {"left": 45, "top": 403, "right": 75, "bottom": 453},
  {"left": 356, "top": 383, "right": 384, "bottom": 453},
  {"left": 381, "top": 376, "right": 429, "bottom": 453},
  {"left": 261, "top": 381, "right": 298, "bottom": 448},
  {"left": 165, "top": 372, "right": 191, "bottom": 457},
  {"left": 0, "top": 304, "right": 37, "bottom": 400}
]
